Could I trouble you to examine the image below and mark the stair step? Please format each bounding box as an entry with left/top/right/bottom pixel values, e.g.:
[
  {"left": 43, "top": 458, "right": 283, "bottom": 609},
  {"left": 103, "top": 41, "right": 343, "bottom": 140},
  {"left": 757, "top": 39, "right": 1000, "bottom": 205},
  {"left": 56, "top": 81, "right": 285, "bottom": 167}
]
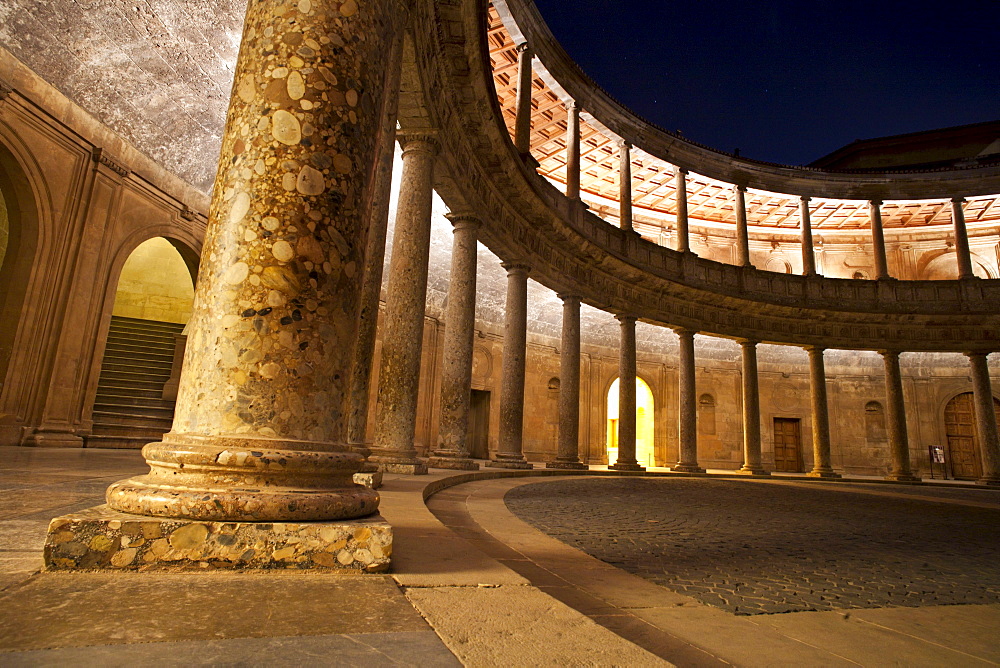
[
  {"left": 96, "top": 375, "right": 167, "bottom": 390},
  {"left": 102, "top": 350, "right": 175, "bottom": 363},
  {"left": 100, "top": 361, "right": 173, "bottom": 375},
  {"left": 90, "top": 423, "right": 171, "bottom": 438},
  {"left": 93, "top": 403, "right": 175, "bottom": 418},
  {"left": 84, "top": 434, "right": 160, "bottom": 450},
  {"left": 92, "top": 411, "right": 173, "bottom": 428},
  {"left": 95, "top": 385, "right": 165, "bottom": 399},
  {"left": 95, "top": 393, "right": 173, "bottom": 408},
  {"left": 111, "top": 315, "right": 186, "bottom": 330}
]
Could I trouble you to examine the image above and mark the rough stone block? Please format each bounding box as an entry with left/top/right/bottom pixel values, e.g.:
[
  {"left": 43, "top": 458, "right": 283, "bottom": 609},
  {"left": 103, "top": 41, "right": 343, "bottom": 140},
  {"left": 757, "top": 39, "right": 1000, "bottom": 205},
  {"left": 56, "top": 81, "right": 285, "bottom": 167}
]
[
  {"left": 44, "top": 505, "right": 391, "bottom": 573},
  {"left": 354, "top": 470, "right": 383, "bottom": 489}
]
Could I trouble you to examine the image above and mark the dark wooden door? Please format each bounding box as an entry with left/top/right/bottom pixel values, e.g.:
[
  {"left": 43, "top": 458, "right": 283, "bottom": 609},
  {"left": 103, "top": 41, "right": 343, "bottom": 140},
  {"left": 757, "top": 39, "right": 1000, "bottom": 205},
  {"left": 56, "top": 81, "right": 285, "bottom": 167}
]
[
  {"left": 467, "top": 390, "right": 491, "bottom": 459},
  {"left": 773, "top": 418, "right": 803, "bottom": 472},
  {"left": 944, "top": 393, "right": 1000, "bottom": 480}
]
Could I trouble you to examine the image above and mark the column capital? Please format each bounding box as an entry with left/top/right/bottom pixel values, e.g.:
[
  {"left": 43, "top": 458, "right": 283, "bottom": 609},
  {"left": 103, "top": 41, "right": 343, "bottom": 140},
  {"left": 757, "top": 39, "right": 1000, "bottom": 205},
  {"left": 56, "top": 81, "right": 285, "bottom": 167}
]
[
  {"left": 617, "top": 138, "right": 631, "bottom": 150},
  {"left": 869, "top": 199, "right": 883, "bottom": 208},
  {"left": 805, "top": 344, "right": 826, "bottom": 355},
  {"left": 673, "top": 326, "right": 697, "bottom": 338},
  {"left": 515, "top": 41, "right": 531, "bottom": 54},
  {"left": 736, "top": 183, "right": 748, "bottom": 193},
  {"left": 398, "top": 129, "right": 440, "bottom": 157},
  {"left": 738, "top": 338, "right": 759, "bottom": 348},
  {"left": 565, "top": 98, "right": 579, "bottom": 112},
  {"left": 952, "top": 196, "right": 967, "bottom": 205},
  {"left": 444, "top": 211, "right": 481, "bottom": 229},
  {"left": 877, "top": 349, "right": 902, "bottom": 359},
  {"left": 965, "top": 350, "right": 992, "bottom": 361},
  {"left": 800, "top": 195, "right": 811, "bottom": 204},
  {"left": 675, "top": 166, "right": 689, "bottom": 176},
  {"left": 557, "top": 293, "right": 582, "bottom": 304},
  {"left": 501, "top": 261, "right": 531, "bottom": 275},
  {"left": 615, "top": 313, "right": 638, "bottom": 324}
]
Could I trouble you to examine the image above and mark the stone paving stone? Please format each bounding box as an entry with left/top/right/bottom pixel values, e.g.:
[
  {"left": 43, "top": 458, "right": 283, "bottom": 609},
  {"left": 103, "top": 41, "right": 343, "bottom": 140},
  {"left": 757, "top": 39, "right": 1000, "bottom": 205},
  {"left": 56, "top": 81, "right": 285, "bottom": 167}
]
[{"left": 506, "top": 478, "right": 1000, "bottom": 615}]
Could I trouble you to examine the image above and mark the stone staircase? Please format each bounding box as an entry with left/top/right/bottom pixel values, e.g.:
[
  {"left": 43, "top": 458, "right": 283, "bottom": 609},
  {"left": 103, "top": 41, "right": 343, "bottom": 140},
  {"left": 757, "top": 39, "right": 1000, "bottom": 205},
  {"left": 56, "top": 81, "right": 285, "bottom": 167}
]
[{"left": 85, "top": 315, "right": 185, "bottom": 449}]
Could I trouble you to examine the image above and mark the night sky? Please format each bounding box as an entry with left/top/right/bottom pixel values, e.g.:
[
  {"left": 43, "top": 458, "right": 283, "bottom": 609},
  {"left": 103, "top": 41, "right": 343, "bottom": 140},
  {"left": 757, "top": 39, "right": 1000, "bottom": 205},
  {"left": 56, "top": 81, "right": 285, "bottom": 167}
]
[{"left": 532, "top": 0, "right": 1000, "bottom": 166}]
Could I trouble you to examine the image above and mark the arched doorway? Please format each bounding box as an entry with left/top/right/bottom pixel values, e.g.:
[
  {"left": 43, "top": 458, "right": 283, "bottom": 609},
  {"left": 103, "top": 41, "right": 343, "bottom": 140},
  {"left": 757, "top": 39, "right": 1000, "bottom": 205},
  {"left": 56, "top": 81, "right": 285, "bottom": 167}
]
[
  {"left": 607, "top": 377, "right": 655, "bottom": 467},
  {"left": 87, "top": 237, "right": 196, "bottom": 448},
  {"left": 944, "top": 392, "right": 1000, "bottom": 480}
]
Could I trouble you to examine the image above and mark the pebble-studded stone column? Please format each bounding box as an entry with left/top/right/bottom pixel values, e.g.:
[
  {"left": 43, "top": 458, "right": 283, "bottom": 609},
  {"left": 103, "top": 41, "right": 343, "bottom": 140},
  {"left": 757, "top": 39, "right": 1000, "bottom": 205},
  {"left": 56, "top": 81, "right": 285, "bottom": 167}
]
[
  {"left": 619, "top": 141, "right": 633, "bottom": 231},
  {"left": 739, "top": 339, "right": 768, "bottom": 475},
  {"left": 368, "top": 131, "right": 440, "bottom": 475},
  {"left": 107, "top": 0, "right": 403, "bottom": 521},
  {"left": 869, "top": 200, "right": 890, "bottom": 280},
  {"left": 735, "top": 185, "right": 751, "bottom": 267},
  {"left": 800, "top": 196, "right": 817, "bottom": 277},
  {"left": 952, "top": 198, "right": 975, "bottom": 279},
  {"left": 611, "top": 315, "right": 644, "bottom": 471},
  {"left": 488, "top": 262, "right": 534, "bottom": 469},
  {"left": 967, "top": 352, "right": 1000, "bottom": 485},
  {"left": 806, "top": 346, "right": 840, "bottom": 478},
  {"left": 345, "top": 28, "right": 404, "bottom": 455},
  {"left": 427, "top": 214, "right": 481, "bottom": 470},
  {"left": 881, "top": 350, "right": 918, "bottom": 481},
  {"left": 566, "top": 101, "right": 581, "bottom": 200},
  {"left": 673, "top": 328, "right": 704, "bottom": 473},
  {"left": 513, "top": 42, "right": 533, "bottom": 156},
  {"left": 547, "top": 295, "right": 586, "bottom": 469},
  {"left": 675, "top": 168, "right": 690, "bottom": 253}
]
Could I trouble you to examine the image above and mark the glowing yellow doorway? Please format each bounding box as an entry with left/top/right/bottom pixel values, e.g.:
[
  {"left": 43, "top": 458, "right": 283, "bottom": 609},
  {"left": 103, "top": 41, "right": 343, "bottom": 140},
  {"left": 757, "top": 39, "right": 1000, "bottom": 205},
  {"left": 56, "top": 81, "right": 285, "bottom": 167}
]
[{"left": 607, "top": 377, "right": 655, "bottom": 467}]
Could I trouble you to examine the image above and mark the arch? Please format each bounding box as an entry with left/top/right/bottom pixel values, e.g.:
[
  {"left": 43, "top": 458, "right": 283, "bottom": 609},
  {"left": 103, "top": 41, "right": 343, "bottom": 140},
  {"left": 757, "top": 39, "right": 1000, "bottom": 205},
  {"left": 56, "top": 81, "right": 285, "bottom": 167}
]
[
  {"left": 919, "top": 251, "right": 994, "bottom": 280},
  {"left": 943, "top": 392, "right": 1000, "bottom": 480},
  {"left": 112, "top": 237, "right": 195, "bottom": 324},
  {"left": 607, "top": 376, "right": 655, "bottom": 467},
  {"left": 864, "top": 400, "right": 886, "bottom": 443},
  {"left": 764, "top": 257, "right": 792, "bottom": 274}
]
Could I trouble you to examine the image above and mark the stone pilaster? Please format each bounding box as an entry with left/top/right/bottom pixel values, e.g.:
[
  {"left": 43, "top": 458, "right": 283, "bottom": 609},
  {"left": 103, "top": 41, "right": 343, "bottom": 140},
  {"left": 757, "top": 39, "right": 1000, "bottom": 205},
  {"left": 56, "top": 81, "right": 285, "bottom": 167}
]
[
  {"left": 800, "top": 196, "right": 816, "bottom": 277},
  {"left": 566, "top": 101, "right": 581, "bottom": 200},
  {"left": 881, "top": 350, "right": 918, "bottom": 481},
  {"left": 967, "top": 352, "right": 1000, "bottom": 485},
  {"left": 106, "top": 0, "right": 405, "bottom": 521},
  {"left": 488, "top": 262, "right": 534, "bottom": 469},
  {"left": 428, "top": 214, "right": 482, "bottom": 471},
  {"left": 735, "top": 185, "right": 751, "bottom": 268},
  {"left": 739, "top": 340, "right": 768, "bottom": 475},
  {"left": 673, "top": 327, "right": 704, "bottom": 473},
  {"left": 513, "top": 42, "right": 533, "bottom": 156},
  {"left": 611, "top": 315, "right": 644, "bottom": 471},
  {"left": 619, "top": 140, "right": 633, "bottom": 231},
  {"left": 869, "top": 200, "right": 890, "bottom": 280},
  {"left": 806, "top": 346, "right": 840, "bottom": 478},
  {"left": 547, "top": 295, "right": 586, "bottom": 470},
  {"left": 952, "top": 198, "right": 975, "bottom": 279},
  {"left": 368, "top": 131, "right": 442, "bottom": 476},
  {"left": 675, "top": 168, "right": 689, "bottom": 253}
]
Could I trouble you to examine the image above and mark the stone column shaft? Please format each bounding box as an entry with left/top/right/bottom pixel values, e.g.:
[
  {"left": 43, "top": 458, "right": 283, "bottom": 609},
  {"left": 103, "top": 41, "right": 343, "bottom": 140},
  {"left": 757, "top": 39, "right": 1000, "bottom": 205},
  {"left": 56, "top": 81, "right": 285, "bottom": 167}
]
[
  {"left": 869, "top": 200, "right": 890, "bottom": 280},
  {"left": 735, "top": 185, "right": 751, "bottom": 267},
  {"left": 611, "top": 315, "right": 644, "bottom": 471},
  {"left": 428, "top": 215, "right": 481, "bottom": 471},
  {"left": 369, "top": 132, "right": 441, "bottom": 475},
  {"left": 673, "top": 328, "right": 704, "bottom": 473},
  {"left": 806, "top": 346, "right": 840, "bottom": 478},
  {"left": 675, "top": 168, "right": 690, "bottom": 253},
  {"left": 619, "top": 141, "right": 633, "bottom": 231},
  {"left": 488, "top": 262, "right": 533, "bottom": 469},
  {"left": 566, "top": 101, "right": 581, "bottom": 200},
  {"left": 952, "top": 198, "right": 975, "bottom": 279},
  {"left": 881, "top": 350, "right": 917, "bottom": 481},
  {"left": 513, "top": 43, "right": 533, "bottom": 156},
  {"left": 740, "top": 340, "right": 767, "bottom": 475},
  {"left": 107, "top": 0, "right": 403, "bottom": 521},
  {"left": 968, "top": 352, "right": 1000, "bottom": 485},
  {"left": 800, "top": 196, "right": 816, "bottom": 276},
  {"left": 548, "top": 295, "right": 586, "bottom": 469}
]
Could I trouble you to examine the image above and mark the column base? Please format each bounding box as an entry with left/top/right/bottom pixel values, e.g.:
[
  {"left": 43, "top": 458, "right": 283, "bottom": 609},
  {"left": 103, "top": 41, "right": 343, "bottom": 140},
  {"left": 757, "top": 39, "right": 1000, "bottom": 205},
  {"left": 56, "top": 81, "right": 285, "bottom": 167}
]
[
  {"left": 44, "top": 505, "right": 391, "bottom": 572},
  {"left": 807, "top": 468, "right": 842, "bottom": 479},
  {"left": 545, "top": 461, "right": 588, "bottom": 470},
  {"left": 976, "top": 476, "right": 1000, "bottom": 486},
  {"left": 426, "top": 455, "right": 480, "bottom": 471},
  {"left": 367, "top": 451, "right": 428, "bottom": 475},
  {"left": 738, "top": 466, "right": 771, "bottom": 476},
  {"left": 486, "top": 458, "right": 534, "bottom": 470},
  {"left": 671, "top": 464, "right": 706, "bottom": 474},
  {"left": 884, "top": 473, "right": 921, "bottom": 482},
  {"left": 609, "top": 462, "right": 646, "bottom": 472},
  {"left": 21, "top": 429, "right": 85, "bottom": 448}
]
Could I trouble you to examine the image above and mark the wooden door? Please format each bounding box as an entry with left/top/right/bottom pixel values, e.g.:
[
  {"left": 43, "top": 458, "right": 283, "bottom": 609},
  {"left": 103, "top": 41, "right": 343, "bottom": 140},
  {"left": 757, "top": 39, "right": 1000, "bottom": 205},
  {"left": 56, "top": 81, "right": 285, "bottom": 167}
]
[
  {"left": 773, "top": 418, "right": 803, "bottom": 472},
  {"left": 944, "top": 393, "right": 1000, "bottom": 480},
  {"left": 467, "top": 390, "right": 491, "bottom": 459}
]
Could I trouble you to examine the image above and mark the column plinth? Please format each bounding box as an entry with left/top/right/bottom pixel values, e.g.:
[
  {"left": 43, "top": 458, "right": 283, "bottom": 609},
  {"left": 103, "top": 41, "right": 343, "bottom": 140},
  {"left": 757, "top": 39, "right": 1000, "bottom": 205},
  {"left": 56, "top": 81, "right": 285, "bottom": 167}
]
[
  {"left": 806, "top": 346, "right": 841, "bottom": 478},
  {"left": 610, "top": 315, "right": 645, "bottom": 471},
  {"left": 739, "top": 340, "right": 768, "bottom": 475},
  {"left": 967, "top": 352, "right": 1000, "bottom": 485},
  {"left": 547, "top": 295, "right": 587, "bottom": 470},
  {"left": 368, "top": 131, "right": 442, "bottom": 476},
  {"left": 672, "top": 327, "right": 704, "bottom": 473},
  {"left": 488, "top": 262, "right": 534, "bottom": 469},
  {"left": 428, "top": 214, "right": 481, "bottom": 471},
  {"left": 881, "top": 350, "right": 919, "bottom": 482}
]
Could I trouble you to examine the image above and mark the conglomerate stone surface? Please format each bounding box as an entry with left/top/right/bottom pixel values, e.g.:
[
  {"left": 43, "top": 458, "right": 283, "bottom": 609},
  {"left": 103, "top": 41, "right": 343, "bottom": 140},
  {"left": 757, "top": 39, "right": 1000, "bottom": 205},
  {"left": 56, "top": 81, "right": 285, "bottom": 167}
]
[{"left": 506, "top": 477, "right": 1000, "bottom": 615}]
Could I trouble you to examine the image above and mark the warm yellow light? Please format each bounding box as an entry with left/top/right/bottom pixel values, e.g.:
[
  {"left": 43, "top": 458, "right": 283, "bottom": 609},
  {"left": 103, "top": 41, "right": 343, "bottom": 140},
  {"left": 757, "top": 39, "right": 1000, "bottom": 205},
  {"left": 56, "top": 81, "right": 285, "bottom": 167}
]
[{"left": 607, "top": 377, "right": 655, "bottom": 467}]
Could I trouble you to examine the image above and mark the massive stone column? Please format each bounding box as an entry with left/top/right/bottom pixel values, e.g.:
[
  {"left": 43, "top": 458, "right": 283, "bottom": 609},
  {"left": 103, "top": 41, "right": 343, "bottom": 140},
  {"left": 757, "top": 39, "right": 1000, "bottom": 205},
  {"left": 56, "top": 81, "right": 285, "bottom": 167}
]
[
  {"left": 611, "top": 315, "right": 644, "bottom": 471},
  {"left": 368, "top": 131, "right": 441, "bottom": 475},
  {"left": 547, "top": 295, "right": 586, "bottom": 470},
  {"left": 619, "top": 140, "right": 633, "bottom": 231},
  {"left": 107, "top": 0, "right": 405, "bottom": 521},
  {"left": 345, "top": 27, "right": 405, "bottom": 455},
  {"left": 488, "top": 262, "right": 534, "bottom": 469},
  {"left": 675, "top": 168, "right": 690, "bottom": 253},
  {"left": 739, "top": 340, "right": 768, "bottom": 475},
  {"left": 869, "top": 200, "right": 890, "bottom": 280},
  {"left": 800, "top": 196, "right": 816, "bottom": 277},
  {"left": 513, "top": 42, "right": 533, "bottom": 156},
  {"left": 952, "top": 197, "right": 975, "bottom": 279},
  {"left": 735, "top": 185, "right": 751, "bottom": 268},
  {"left": 881, "top": 350, "right": 918, "bottom": 481},
  {"left": 673, "top": 328, "right": 704, "bottom": 473},
  {"left": 566, "top": 101, "right": 581, "bottom": 200},
  {"left": 967, "top": 352, "right": 1000, "bottom": 485},
  {"left": 428, "top": 214, "right": 481, "bottom": 471},
  {"left": 806, "top": 346, "right": 840, "bottom": 478}
]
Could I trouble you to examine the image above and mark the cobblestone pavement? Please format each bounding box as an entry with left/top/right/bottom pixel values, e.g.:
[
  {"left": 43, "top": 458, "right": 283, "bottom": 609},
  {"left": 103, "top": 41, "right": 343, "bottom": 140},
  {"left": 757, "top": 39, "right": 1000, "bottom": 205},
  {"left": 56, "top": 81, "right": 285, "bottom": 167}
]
[{"left": 505, "top": 478, "right": 1000, "bottom": 615}]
